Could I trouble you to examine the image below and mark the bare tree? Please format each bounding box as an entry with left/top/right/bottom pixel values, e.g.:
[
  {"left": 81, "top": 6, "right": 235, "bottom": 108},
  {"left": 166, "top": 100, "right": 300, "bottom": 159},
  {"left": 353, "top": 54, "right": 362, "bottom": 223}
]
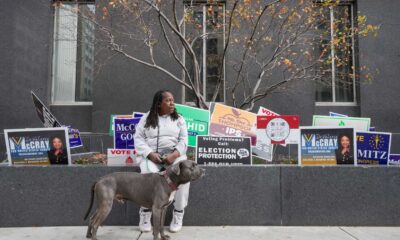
[{"left": 54, "top": 0, "right": 378, "bottom": 110}]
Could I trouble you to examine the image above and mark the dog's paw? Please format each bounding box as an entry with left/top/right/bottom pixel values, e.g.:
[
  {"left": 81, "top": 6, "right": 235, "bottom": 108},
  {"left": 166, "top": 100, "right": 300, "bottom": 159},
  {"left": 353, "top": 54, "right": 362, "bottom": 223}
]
[{"left": 161, "top": 235, "right": 170, "bottom": 240}]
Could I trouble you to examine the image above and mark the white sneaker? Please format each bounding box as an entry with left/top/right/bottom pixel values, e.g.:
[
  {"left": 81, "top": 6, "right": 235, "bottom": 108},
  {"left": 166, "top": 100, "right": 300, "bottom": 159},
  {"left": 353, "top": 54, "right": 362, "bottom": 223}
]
[
  {"left": 139, "top": 208, "right": 152, "bottom": 232},
  {"left": 169, "top": 210, "right": 184, "bottom": 232}
]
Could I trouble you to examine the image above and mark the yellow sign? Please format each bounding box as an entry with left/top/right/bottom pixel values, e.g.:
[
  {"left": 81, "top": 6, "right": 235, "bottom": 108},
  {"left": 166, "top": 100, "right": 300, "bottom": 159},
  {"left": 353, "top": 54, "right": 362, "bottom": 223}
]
[{"left": 209, "top": 103, "right": 257, "bottom": 144}]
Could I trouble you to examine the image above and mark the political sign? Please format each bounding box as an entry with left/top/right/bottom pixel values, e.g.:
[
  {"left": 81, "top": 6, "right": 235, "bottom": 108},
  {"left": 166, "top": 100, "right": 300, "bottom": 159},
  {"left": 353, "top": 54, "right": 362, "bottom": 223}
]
[
  {"left": 114, "top": 117, "right": 141, "bottom": 149},
  {"left": 31, "top": 91, "right": 62, "bottom": 128},
  {"left": 32, "top": 91, "right": 84, "bottom": 149},
  {"left": 251, "top": 143, "right": 273, "bottom": 162},
  {"left": 68, "top": 127, "right": 83, "bottom": 148},
  {"left": 257, "top": 115, "right": 300, "bottom": 144},
  {"left": 175, "top": 104, "right": 209, "bottom": 147},
  {"left": 329, "top": 112, "right": 348, "bottom": 117},
  {"left": 133, "top": 112, "right": 144, "bottom": 118},
  {"left": 209, "top": 103, "right": 257, "bottom": 145},
  {"left": 356, "top": 131, "right": 391, "bottom": 165},
  {"left": 196, "top": 136, "right": 252, "bottom": 166},
  {"left": 109, "top": 114, "right": 134, "bottom": 136},
  {"left": 107, "top": 148, "right": 138, "bottom": 166},
  {"left": 388, "top": 154, "right": 400, "bottom": 165},
  {"left": 4, "top": 127, "right": 71, "bottom": 165},
  {"left": 257, "top": 106, "right": 279, "bottom": 116},
  {"left": 299, "top": 127, "right": 356, "bottom": 165},
  {"left": 313, "top": 115, "right": 370, "bottom": 131}
]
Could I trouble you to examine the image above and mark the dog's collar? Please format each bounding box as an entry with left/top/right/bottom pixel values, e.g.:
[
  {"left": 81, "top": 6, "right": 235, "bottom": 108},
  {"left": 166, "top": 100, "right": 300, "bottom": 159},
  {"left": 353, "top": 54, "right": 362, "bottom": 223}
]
[{"left": 159, "top": 171, "right": 178, "bottom": 191}]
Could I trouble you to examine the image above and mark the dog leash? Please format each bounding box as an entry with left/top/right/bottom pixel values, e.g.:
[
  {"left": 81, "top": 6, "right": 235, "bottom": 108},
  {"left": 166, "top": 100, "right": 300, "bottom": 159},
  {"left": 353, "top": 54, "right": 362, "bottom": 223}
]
[
  {"left": 136, "top": 231, "right": 143, "bottom": 240},
  {"left": 146, "top": 124, "right": 163, "bottom": 172}
]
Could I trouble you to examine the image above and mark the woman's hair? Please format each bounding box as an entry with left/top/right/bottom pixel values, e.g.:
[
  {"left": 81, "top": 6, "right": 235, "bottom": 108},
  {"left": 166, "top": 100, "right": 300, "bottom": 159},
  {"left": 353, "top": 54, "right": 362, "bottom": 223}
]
[
  {"left": 337, "top": 133, "right": 351, "bottom": 150},
  {"left": 50, "top": 136, "right": 64, "bottom": 149},
  {"left": 144, "top": 90, "right": 179, "bottom": 129}
]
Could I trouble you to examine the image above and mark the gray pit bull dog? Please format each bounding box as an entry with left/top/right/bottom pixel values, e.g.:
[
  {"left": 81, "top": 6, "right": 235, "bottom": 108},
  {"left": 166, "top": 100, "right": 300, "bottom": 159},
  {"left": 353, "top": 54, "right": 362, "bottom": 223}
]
[{"left": 84, "top": 160, "right": 205, "bottom": 240}]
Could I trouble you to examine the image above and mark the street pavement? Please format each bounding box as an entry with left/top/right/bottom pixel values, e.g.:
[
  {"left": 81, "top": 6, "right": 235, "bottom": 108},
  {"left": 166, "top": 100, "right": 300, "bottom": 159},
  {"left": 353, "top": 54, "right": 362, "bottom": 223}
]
[{"left": 1, "top": 226, "right": 400, "bottom": 240}]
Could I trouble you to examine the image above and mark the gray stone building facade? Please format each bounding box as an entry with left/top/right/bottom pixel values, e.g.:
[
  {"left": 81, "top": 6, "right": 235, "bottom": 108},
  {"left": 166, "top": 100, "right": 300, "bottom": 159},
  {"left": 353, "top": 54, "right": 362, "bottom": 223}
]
[{"left": 1, "top": 0, "right": 400, "bottom": 158}]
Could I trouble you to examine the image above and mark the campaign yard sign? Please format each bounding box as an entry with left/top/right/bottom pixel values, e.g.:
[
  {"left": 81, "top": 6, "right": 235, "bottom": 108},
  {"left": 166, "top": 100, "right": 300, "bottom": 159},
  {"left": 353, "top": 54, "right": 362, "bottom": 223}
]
[
  {"left": 313, "top": 115, "right": 370, "bottom": 131},
  {"left": 389, "top": 154, "right": 400, "bottom": 165},
  {"left": 133, "top": 112, "right": 144, "bottom": 118},
  {"left": 68, "top": 127, "right": 83, "bottom": 148},
  {"left": 196, "top": 136, "right": 252, "bottom": 166},
  {"left": 113, "top": 117, "right": 141, "bottom": 149},
  {"left": 356, "top": 131, "right": 391, "bottom": 165},
  {"left": 209, "top": 103, "right": 257, "bottom": 145},
  {"left": 329, "top": 112, "right": 348, "bottom": 117},
  {"left": 4, "top": 127, "right": 71, "bottom": 165},
  {"left": 109, "top": 114, "right": 135, "bottom": 136},
  {"left": 107, "top": 149, "right": 138, "bottom": 166},
  {"left": 299, "top": 127, "right": 356, "bottom": 165},
  {"left": 175, "top": 104, "right": 209, "bottom": 147},
  {"left": 257, "top": 106, "right": 279, "bottom": 116},
  {"left": 31, "top": 91, "right": 62, "bottom": 128},
  {"left": 257, "top": 115, "right": 300, "bottom": 144},
  {"left": 32, "top": 91, "right": 84, "bottom": 149}
]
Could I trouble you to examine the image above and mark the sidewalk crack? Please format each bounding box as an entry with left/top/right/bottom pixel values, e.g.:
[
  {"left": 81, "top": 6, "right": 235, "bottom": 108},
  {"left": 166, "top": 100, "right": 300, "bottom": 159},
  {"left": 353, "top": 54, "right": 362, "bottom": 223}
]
[{"left": 339, "top": 227, "right": 359, "bottom": 240}]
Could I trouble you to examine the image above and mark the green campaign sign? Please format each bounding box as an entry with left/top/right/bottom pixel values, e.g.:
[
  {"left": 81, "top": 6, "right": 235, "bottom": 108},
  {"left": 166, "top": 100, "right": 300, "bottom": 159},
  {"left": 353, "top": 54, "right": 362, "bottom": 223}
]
[
  {"left": 175, "top": 104, "right": 210, "bottom": 147},
  {"left": 312, "top": 115, "right": 371, "bottom": 131}
]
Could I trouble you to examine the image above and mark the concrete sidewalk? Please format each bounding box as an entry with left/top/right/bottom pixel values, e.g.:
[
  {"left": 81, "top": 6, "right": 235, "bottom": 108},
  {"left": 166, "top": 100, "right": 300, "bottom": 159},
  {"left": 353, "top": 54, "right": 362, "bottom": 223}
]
[{"left": 0, "top": 226, "right": 400, "bottom": 240}]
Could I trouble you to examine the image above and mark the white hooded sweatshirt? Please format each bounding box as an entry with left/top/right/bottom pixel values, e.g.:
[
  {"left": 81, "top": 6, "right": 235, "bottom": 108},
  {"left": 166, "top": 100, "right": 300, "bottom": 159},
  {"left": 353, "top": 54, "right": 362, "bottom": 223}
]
[{"left": 134, "top": 112, "right": 188, "bottom": 164}]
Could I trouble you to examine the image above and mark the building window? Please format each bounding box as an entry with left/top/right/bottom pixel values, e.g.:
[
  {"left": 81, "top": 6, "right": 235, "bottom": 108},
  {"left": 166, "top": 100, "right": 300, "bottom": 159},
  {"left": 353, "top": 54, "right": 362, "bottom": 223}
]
[
  {"left": 184, "top": 2, "right": 225, "bottom": 103},
  {"left": 52, "top": 1, "right": 95, "bottom": 104},
  {"left": 315, "top": 1, "right": 356, "bottom": 104}
]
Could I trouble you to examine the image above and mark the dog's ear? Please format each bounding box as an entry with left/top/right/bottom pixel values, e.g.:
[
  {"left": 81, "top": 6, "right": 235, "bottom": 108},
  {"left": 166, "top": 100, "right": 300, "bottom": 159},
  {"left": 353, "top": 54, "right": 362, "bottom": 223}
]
[{"left": 171, "top": 162, "right": 181, "bottom": 175}]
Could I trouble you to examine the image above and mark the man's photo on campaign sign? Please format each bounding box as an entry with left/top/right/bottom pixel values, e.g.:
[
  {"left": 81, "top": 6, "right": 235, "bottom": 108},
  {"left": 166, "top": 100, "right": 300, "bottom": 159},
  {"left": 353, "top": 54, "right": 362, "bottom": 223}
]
[{"left": 4, "top": 127, "right": 71, "bottom": 165}]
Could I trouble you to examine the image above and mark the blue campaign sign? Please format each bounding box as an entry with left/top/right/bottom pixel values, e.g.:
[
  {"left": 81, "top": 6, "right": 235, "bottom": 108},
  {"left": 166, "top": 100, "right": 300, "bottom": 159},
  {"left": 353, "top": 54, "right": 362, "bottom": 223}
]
[
  {"left": 114, "top": 118, "right": 141, "bottom": 149},
  {"left": 389, "top": 154, "right": 400, "bottom": 165},
  {"left": 356, "top": 131, "right": 391, "bottom": 165},
  {"left": 329, "top": 112, "right": 348, "bottom": 117},
  {"left": 68, "top": 127, "right": 83, "bottom": 148},
  {"left": 133, "top": 112, "right": 144, "bottom": 118}
]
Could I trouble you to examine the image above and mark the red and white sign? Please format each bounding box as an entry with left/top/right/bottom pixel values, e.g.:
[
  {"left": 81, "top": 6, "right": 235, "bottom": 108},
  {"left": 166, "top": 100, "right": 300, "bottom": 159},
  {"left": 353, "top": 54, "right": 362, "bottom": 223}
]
[
  {"left": 257, "top": 106, "right": 279, "bottom": 117},
  {"left": 107, "top": 148, "right": 138, "bottom": 166},
  {"left": 257, "top": 115, "right": 300, "bottom": 144}
]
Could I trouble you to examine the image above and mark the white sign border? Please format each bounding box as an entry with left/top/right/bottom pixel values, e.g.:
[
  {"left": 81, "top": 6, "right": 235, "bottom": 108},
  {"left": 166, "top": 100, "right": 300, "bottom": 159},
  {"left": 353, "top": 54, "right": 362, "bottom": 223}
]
[
  {"left": 298, "top": 126, "right": 357, "bottom": 166},
  {"left": 4, "top": 127, "right": 71, "bottom": 166},
  {"left": 356, "top": 130, "right": 392, "bottom": 166}
]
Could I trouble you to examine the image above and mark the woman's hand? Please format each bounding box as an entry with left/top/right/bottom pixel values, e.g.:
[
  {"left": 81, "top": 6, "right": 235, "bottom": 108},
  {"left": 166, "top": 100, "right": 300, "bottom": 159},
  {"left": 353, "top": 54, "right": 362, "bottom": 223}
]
[
  {"left": 147, "top": 152, "right": 162, "bottom": 164},
  {"left": 163, "top": 150, "right": 180, "bottom": 165}
]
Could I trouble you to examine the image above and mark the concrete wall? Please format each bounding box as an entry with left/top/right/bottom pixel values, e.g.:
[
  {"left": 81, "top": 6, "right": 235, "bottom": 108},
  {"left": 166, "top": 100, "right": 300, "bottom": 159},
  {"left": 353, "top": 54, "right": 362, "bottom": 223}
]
[{"left": 1, "top": 166, "right": 400, "bottom": 227}]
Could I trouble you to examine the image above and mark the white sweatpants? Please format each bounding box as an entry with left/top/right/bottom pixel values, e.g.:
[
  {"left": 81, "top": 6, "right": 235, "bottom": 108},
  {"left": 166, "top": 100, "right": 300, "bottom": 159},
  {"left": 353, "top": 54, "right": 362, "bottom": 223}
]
[{"left": 139, "top": 159, "right": 190, "bottom": 211}]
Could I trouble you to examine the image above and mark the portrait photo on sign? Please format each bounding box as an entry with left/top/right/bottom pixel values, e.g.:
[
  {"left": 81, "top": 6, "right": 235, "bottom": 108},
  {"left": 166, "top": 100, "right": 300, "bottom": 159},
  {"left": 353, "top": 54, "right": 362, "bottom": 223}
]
[
  {"left": 4, "top": 127, "right": 71, "bottom": 165},
  {"left": 298, "top": 127, "right": 356, "bottom": 166}
]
